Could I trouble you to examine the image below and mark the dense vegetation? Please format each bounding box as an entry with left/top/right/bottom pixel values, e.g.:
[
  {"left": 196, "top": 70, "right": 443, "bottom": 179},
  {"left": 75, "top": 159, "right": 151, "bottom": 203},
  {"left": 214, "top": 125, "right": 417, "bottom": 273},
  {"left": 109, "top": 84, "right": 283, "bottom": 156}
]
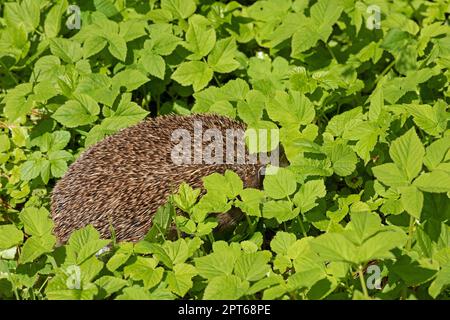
[{"left": 0, "top": 0, "right": 449, "bottom": 300}]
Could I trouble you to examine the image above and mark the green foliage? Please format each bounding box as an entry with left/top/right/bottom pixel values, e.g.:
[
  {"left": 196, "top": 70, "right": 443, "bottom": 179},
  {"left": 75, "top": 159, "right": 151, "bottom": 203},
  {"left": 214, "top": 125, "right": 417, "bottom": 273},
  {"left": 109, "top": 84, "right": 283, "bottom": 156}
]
[{"left": 0, "top": 0, "right": 450, "bottom": 301}]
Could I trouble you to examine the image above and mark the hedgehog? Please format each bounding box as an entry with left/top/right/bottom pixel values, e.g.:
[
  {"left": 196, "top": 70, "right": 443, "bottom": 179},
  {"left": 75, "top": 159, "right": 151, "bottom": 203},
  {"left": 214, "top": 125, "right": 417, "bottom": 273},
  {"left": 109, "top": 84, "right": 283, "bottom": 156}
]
[{"left": 51, "top": 114, "right": 265, "bottom": 243}]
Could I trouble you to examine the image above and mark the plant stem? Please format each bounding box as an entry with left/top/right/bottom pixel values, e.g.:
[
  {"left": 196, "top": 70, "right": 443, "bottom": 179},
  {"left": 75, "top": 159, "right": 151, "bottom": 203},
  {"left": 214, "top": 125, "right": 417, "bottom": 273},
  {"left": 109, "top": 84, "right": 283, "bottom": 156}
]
[
  {"left": 29, "top": 287, "right": 36, "bottom": 300},
  {"left": 154, "top": 223, "right": 166, "bottom": 242},
  {"left": 213, "top": 73, "right": 222, "bottom": 87},
  {"left": 13, "top": 287, "right": 20, "bottom": 300},
  {"left": 297, "top": 216, "right": 307, "bottom": 237},
  {"left": 401, "top": 217, "right": 414, "bottom": 297},
  {"left": 203, "top": 57, "right": 221, "bottom": 87},
  {"left": 375, "top": 60, "right": 395, "bottom": 84},
  {"left": 207, "top": 232, "right": 215, "bottom": 244},
  {"left": 156, "top": 94, "right": 160, "bottom": 115},
  {"left": 358, "top": 266, "right": 369, "bottom": 299},
  {"left": 406, "top": 215, "right": 415, "bottom": 251},
  {"left": 325, "top": 42, "right": 337, "bottom": 62},
  {"left": 0, "top": 60, "right": 18, "bottom": 85},
  {"left": 245, "top": 214, "right": 255, "bottom": 235},
  {"left": 167, "top": 195, "right": 181, "bottom": 240},
  {"left": 38, "top": 275, "right": 50, "bottom": 294}
]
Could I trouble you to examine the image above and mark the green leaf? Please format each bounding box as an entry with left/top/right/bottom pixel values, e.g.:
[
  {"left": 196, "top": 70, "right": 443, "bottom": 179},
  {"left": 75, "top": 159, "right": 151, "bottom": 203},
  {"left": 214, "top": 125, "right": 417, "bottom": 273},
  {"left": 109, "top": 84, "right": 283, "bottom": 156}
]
[
  {"left": 4, "top": 0, "right": 40, "bottom": 33},
  {"left": 247, "top": 274, "right": 284, "bottom": 296},
  {"left": 381, "top": 29, "right": 418, "bottom": 75},
  {"left": 50, "top": 38, "right": 83, "bottom": 64},
  {"left": 390, "top": 255, "right": 437, "bottom": 286},
  {"left": 173, "top": 183, "right": 201, "bottom": 214},
  {"left": 195, "top": 252, "right": 235, "bottom": 280},
  {"left": 171, "top": 61, "right": 213, "bottom": 91},
  {"left": 115, "top": 286, "right": 152, "bottom": 300},
  {"left": 291, "top": 0, "right": 343, "bottom": 56},
  {"left": 423, "top": 136, "right": 450, "bottom": 171},
  {"left": 83, "top": 36, "right": 107, "bottom": 58},
  {"left": 310, "top": 233, "right": 356, "bottom": 264},
  {"left": 100, "top": 93, "right": 149, "bottom": 132},
  {"left": 209, "top": 100, "right": 236, "bottom": 118},
  {"left": 345, "top": 212, "right": 382, "bottom": 245},
  {"left": 3, "top": 83, "right": 33, "bottom": 121},
  {"left": 234, "top": 251, "right": 272, "bottom": 281},
  {"left": 263, "top": 168, "right": 297, "bottom": 199},
  {"left": 356, "top": 230, "right": 407, "bottom": 263},
  {"left": 405, "top": 103, "right": 447, "bottom": 137},
  {"left": 106, "top": 243, "right": 133, "bottom": 272},
  {"left": 161, "top": 0, "right": 196, "bottom": 20},
  {"left": 263, "top": 200, "right": 299, "bottom": 223},
  {"left": 207, "top": 38, "right": 240, "bottom": 73},
  {"left": 50, "top": 159, "right": 69, "bottom": 178},
  {"left": 194, "top": 193, "right": 230, "bottom": 221},
  {"left": 123, "top": 257, "right": 164, "bottom": 289},
  {"left": 119, "top": 19, "right": 147, "bottom": 42},
  {"left": 117, "top": 286, "right": 175, "bottom": 300},
  {"left": 235, "top": 188, "right": 265, "bottom": 217},
  {"left": 0, "top": 225, "right": 23, "bottom": 250},
  {"left": 429, "top": 264, "right": 450, "bottom": 298},
  {"left": 94, "top": 0, "right": 119, "bottom": 17},
  {"left": 400, "top": 186, "right": 423, "bottom": 219},
  {"left": 20, "top": 158, "right": 42, "bottom": 181},
  {"left": 40, "top": 159, "right": 51, "bottom": 184},
  {"left": 237, "top": 90, "right": 265, "bottom": 125},
  {"left": 52, "top": 95, "right": 100, "bottom": 128},
  {"left": 140, "top": 52, "right": 165, "bottom": 79},
  {"left": 389, "top": 128, "right": 425, "bottom": 181},
  {"left": 167, "top": 263, "right": 197, "bottom": 297},
  {"left": 162, "top": 239, "right": 189, "bottom": 265},
  {"left": 196, "top": 221, "right": 218, "bottom": 236},
  {"left": 194, "top": 242, "right": 240, "bottom": 280},
  {"left": 65, "top": 225, "right": 110, "bottom": 265},
  {"left": 44, "top": 0, "right": 67, "bottom": 38},
  {"left": 382, "top": 68, "right": 439, "bottom": 104},
  {"left": 343, "top": 121, "right": 379, "bottom": 164},
  {"left": 203, "top": 170, "right": 243, "bottom": 199},
  {"left": 19, "top": 234, "right": 56, "bottom": 264},
  {"left": 203, "top": 275, "right": 249, "bottom": 300},
  {"left": 94, "top": 276, "right": 128, "bottom": 299},
  {"left": 289, "top": 249, "right": 327, "bottom": 289},
  {"left": 274, "top": 253, "right": 292, "bottom": 272},
  {"left": 147, "top": 29, "right": 181, "bottom": 56},
  {"left": 184, "top": 15, "right": 216, "bottom": 59},
  {"left": 382, "top": 29, "right": 411, "bottom": 53},
  {"left": 19, "top": 207, "right": 53, "bottom": 237},
  {"left": 325, "top": 108, "right": 363, "bottom": 137},
  {"left": 50, "top": 131, "right": 71, "bottom": 151},
  {"left": 266, "top": 91, "right": 315, "bottom": 127},
  {"left": 292, "top": 26, "right": 319, "bottom": 56},
  {"left": 45, "top": 276, "right": 98, "bottom": 300},
  {"left": 293, "top": 180, "right": 326, "bottom": 213},
  {"left": 368, "top": 87, "right": 383, "bottom": 121},
  {"left": 413, "top": 170, "right": 450, "bottom": 193},
  {"left": 221, "top": 79, "right": 250, "bottom": 101},
  {"left": 48, "top": 150, "right": 72, "bottom": 162},
  {"left": 270, "top": 232, "right": 297, "bottom": 256},
  {"left": 107, "top": 33, "right": 127, "bottom": 61},
  {"left": 326, "top": 143, "right": 357, "bottom": 176},
  {"left": 76, "top": 74, "right": 116, "bottom": 106},
  {"left": 112, "top": 69, "right": 149, "bottom": 92},
  {"left": 372, "top": 163, "right": 409, "bottom": 187},
  {"left": 309, "top": 0, "right": 343, "bottom": 42}
]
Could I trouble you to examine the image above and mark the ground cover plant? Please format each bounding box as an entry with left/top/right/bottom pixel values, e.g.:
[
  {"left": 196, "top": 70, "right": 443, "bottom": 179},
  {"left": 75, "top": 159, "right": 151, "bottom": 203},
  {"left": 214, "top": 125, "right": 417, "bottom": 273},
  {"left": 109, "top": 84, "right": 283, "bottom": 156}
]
[{"left": 0, "top": 0, "right": 450, "bottom": 300}]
